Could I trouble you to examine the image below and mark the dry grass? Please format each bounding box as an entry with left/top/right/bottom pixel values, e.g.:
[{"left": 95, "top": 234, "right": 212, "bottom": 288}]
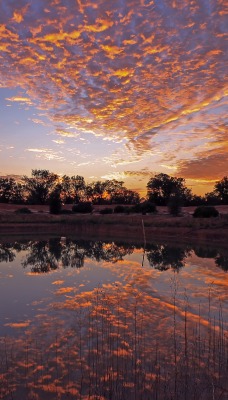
[
  {"left": 0, "top": 210, "right": 228, "bottom": 229},
  {"left": 0, "top": 204, "right": 228, "bottom": 247}
]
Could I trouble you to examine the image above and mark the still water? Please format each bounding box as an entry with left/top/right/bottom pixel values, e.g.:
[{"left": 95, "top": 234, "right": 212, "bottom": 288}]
[{"left": 0, "top": 237, "right": 227, "bottom": 399}]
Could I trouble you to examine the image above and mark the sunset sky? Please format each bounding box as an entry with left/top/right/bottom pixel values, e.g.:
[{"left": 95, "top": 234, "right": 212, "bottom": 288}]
[{"left": 0, "top": 0, "right": 227, "bottom": 196}]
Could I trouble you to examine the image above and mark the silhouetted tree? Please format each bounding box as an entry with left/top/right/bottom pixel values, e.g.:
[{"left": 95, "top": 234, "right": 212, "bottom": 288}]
[
  {"left": 190, "top": 194, "right": 206, "bottom": 206},
  {"left": 214, "top": 176, "right": 228, "bottom": 204},
  {"left": 84, "top": 181, "right": 107, "bottom": 204},
  {"left": 168, "top": 190, "right": 182, "bottom": 216},
  {"left": 60, "top": 175, "right": 72, "bottom": 203},
  {"left": 0, "top": 178, "right": 24, "bottom": 204},
  {"left": 49, "top": 186, "right": 62, "bottom": 214},
  {"left": 110, "top": 188, "right": 140, "bottom": 204},
  {"left": 61, "top": 175, "right": 86, "bottom": 203},
  {"left": 147, "top": 173, "right": 191, "bottom": 206},
  {"left": 23, "top": 169, "right": 58, "bottom": 204},
  {"left": 105, "top": 179, "right": 124, "bottom": 199}
]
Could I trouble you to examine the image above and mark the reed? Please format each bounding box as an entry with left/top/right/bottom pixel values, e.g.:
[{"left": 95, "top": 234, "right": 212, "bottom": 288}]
[{"left": 0, "top": 284, "right": 227, "bottom": 400}]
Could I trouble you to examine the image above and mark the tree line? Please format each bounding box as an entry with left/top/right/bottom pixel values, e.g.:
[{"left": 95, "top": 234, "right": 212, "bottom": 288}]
[{"left": 0, "top": 169, "right": 227, "bottom": 206}]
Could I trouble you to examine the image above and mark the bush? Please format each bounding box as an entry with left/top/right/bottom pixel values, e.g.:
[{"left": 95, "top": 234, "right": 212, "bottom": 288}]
[
  {"left": 128, "top": 204, "right": 142, "bottom": 213},
  {"left": 60, "top": 209, "right": 73, "bottom": 215},
  {"left": 15, "top": 207, "right": 32, "bottom": 214},
  {"left": 49, "top": 190, "right": 62, "bottom": 214},
  {"left": 114, "top": 205, "right": 126, "bottom": 213},
  {"left": 72, "top": 202, "right": 93, "bottom": 213},
  {"left": 193, "top": 206, "right": 219, "bottom": 218},
  {"left": 168, "top": 194, "right": 182, "bottom": 216},
  {"left": 140, "top": 201, "right": 157, "bottom": 215},
  {"left": 100, "top": 208, "right": 113, "bottom": 214}
]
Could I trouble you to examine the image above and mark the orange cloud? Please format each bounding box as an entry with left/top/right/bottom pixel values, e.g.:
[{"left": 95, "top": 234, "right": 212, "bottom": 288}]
[
  {"left": 0, "top": 0, "right": 226, "bottom": 187},
  {"left": 4, "top": 320, "right": 31, "bottom": 328}
]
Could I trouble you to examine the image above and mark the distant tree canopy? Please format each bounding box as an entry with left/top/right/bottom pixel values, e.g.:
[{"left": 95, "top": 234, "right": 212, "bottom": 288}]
[
  {"left": 0, "top": 178, "right": 17, "bottom": 203},
  {"left": 0, "top": 177, "right": 24, "bottom": 204},
  {"left": 214, "top": 176, "right": 228, "bottom": 204},
  {"left": 0, "top": 170, "right": 140, "bottom": 206},
  {"left": 0, "top": 170, "right": 227, "bottom": 207},
  {"left": 61, "top": 175, "right": 86, "bottom": 204},
  {"left": 146, "top": 173, "right": 192, "bottom": 206},
  {"left": 23, "top": 169, "right": 58, "bottom": 205}
]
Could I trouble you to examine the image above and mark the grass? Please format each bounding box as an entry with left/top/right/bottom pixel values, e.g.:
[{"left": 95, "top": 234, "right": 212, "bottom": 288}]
[
  {"left": 1, "top": 212, "right": 228, "bottom": 227},
  {"left": 0, "top": 212, "right": 228, "bottom": 248}
]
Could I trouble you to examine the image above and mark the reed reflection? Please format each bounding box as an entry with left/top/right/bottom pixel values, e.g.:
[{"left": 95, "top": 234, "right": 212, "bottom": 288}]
[
  {"left": 0, "top": 238, "right": 227, "bottom": 399},
  {"left": 1, "top": 283, "right": 227, "bottom": 400}
]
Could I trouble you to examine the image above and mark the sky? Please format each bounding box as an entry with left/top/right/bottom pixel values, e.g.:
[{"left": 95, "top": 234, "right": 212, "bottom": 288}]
[{"left": 0, "top": 0, "right": 227, "bottom": 196}]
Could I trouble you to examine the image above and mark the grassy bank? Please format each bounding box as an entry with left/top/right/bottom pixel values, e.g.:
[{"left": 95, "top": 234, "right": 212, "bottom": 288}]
[
  {"left": 0, "top": 212, "right": 228, "bottom": 245},
  {"left": 1, "top": 209, "right": 228, "bottom": 226}
]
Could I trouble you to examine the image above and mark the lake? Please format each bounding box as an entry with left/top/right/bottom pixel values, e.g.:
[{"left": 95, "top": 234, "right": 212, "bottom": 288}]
[{"left": 0, "top": 236, "right": 227, "bottom": 399}]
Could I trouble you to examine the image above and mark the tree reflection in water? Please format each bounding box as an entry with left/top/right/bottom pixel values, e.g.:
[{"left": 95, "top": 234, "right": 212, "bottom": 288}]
[
  {"left": 22, "top": 240, "right": 60, "bottom": 273},
  {"left": 0, "top": 238, "right": 227, "bottom": 272},
  {"left": 146, "top": 243, "right": 191, "bottom": 271},
  {"left": 215, "top": 254, "right": 228, "bottom": 271},
  {"left": 20, "top": 238, "right": 135, "bottom": 272},
  {"left": 0, "top": 237, "right": 227, "bottom": 399},
  {"left": 0, "top": 243, "right": 16, "bottom": 263}
]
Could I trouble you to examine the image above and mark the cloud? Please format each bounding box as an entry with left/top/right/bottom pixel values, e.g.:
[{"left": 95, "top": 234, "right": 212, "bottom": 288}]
[
  {"left": 123, "top": 169, "right": 153, "bottom": 178},
  {"left": 0, "top": 0, "right": 227, "bottom": 183},
  {"left": 177, "top": 117, "right": 228, "bottom": 180},
  {"left": 52, "top": 139, "right": 65, "bottom": 144},
  {"left": 56, "top": 128, "right": 79, "bottom": 138},
  {"left": 5, "top": 96, "right": 33, "bottom": 106},
  {"left": 26, "top": 148, "right": 64, "bottom": 161},
  {"left": 178, "top": 153, "right": 228, "bottom": 180},
  {"left": 4, "top": 320, "right": 31, "bottom": 328},
  {"left": 0, "top": 174, "right": 22, "bottom": 181}
]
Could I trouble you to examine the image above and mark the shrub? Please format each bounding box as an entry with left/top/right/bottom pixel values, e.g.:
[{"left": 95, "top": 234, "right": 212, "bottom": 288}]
[
  {"left": 49, "top": 190, "right": 62, "bottom": 214},
  {"left": 168, "top": 193, "right": 182, "bottom": 216},
  {"left": 72, "top": 202, "right": 93, "bottom": 213},
  {"left": 114, "top": 205, "right": 126, "bottom": 213},
  {"left": 140, "top": 201, "right": 157, "bottom": 215},
  {"left": 15, "top": 207, "right": 32, "bottom": 214},
  {"left": 129, "top": 204, "right": 142, "bottom": 213},
  {"left": 100, "top": 208, "right": 113, "bottom": 214},
  {"left": 60, "top": 209, "right": 73, "bottom": 215},
  {"left": 193, "top": 206, "right": 219, "bottom": 218}
]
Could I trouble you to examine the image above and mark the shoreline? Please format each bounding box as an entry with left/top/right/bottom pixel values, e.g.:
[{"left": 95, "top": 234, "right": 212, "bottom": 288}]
[{"left": 0, "top": 213, "right": 228, "bottom": 246}]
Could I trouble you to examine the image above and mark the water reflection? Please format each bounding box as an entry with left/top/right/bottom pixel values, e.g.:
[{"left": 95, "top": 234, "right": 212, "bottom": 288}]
[
  {"left": 0, "top": 242, "right": 16, "bottom": 263},
  {"left": 0, "top": 238, "right": 227, "bottom": 272},
  {"left": 0, "top": 282, "right": 227, "bottom": 400},
  {"left": 146, "top": 243, "right": 191, "bottom": 271},
  {"left": 0, "top": 237, "right": 227, "bottom": 399}
]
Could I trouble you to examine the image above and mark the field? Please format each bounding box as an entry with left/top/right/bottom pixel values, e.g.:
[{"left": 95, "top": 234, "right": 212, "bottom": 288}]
[{"left": 0, "top": 204, "right": 228, "bottom": 246}]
